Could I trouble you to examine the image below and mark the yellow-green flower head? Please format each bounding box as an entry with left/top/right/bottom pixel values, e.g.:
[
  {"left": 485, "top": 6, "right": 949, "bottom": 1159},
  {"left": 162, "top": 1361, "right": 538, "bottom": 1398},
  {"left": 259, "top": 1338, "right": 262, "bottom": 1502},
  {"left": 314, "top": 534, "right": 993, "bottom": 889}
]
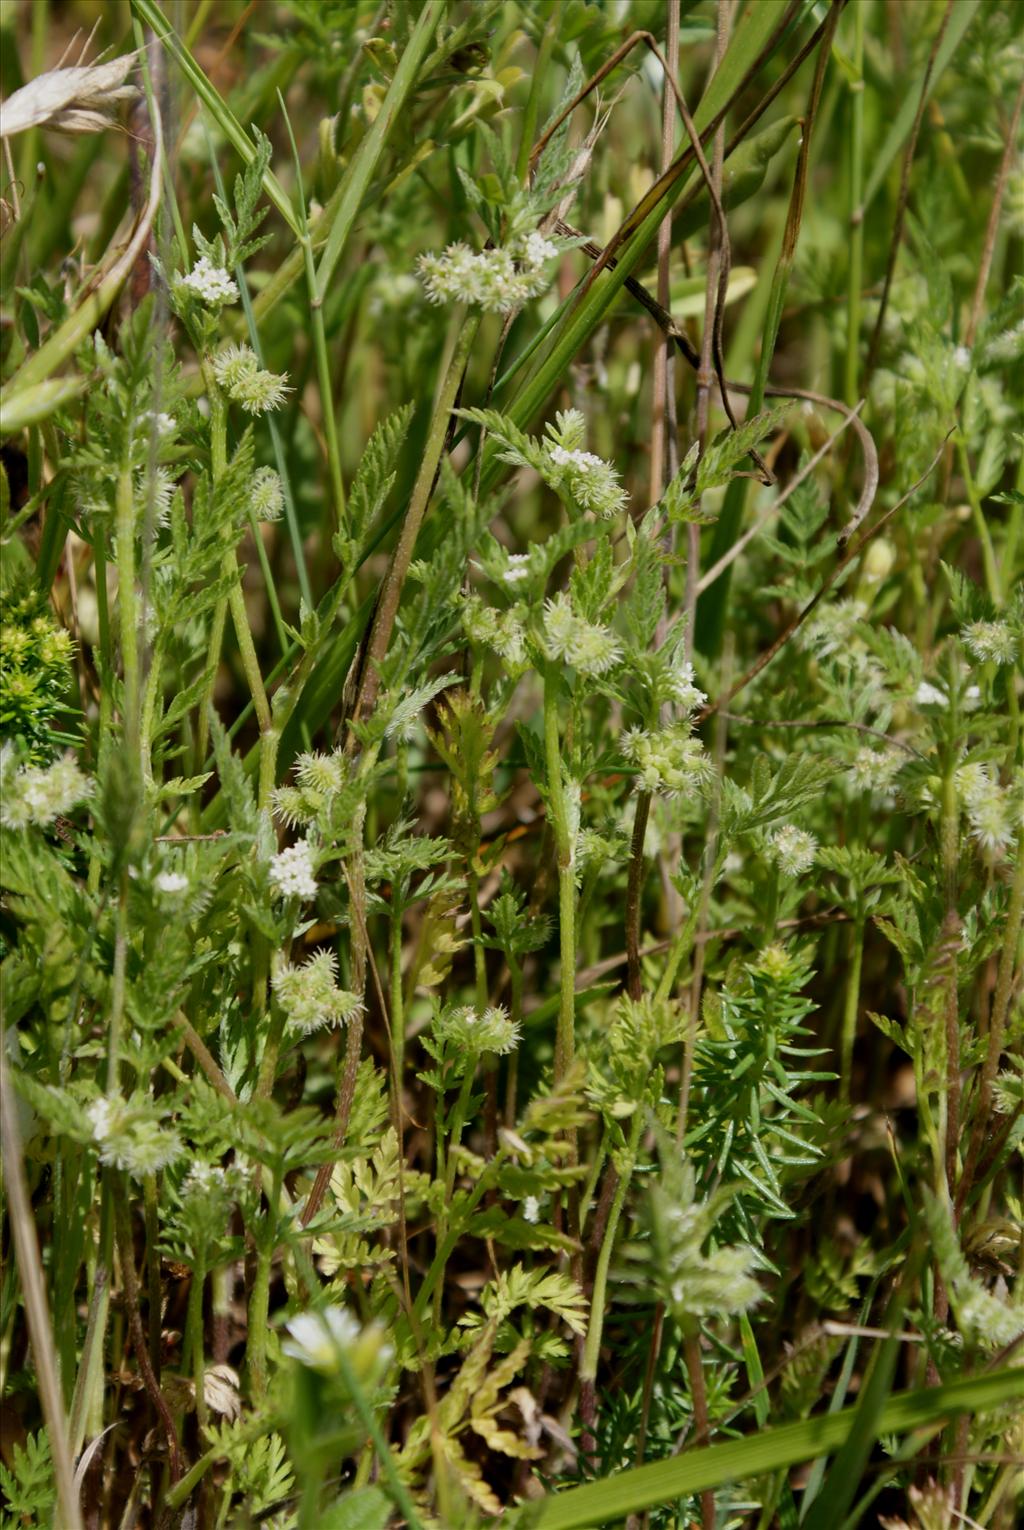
[
  {"left": 212, "top": 343, "right": 291, "bottom": 414},
  {"left": 272, "top": 949, "right": 363, "bottom": 1034},
  {"left": 769, "top": 824, "right": 817, "bottom": 877},
  {"left": 962, "top": 619, "right": 1018, "bottom": 666},
  {"left": 542, "top": 592, "right": 621, "bottom": 676},
  {"left": 441, "top": 1003, "right": 521, "bottom": 1056},
  {"left": 251, "top": 465, "right": 285, "bottom": 522}
]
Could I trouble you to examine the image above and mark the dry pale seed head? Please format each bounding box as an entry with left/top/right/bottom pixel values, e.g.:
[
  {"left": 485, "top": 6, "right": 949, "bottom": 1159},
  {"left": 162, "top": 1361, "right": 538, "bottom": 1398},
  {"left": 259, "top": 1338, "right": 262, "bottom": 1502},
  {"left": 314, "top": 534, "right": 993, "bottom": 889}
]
[{"left": 1, "top": 56, "right": 137, "bottom": 139}]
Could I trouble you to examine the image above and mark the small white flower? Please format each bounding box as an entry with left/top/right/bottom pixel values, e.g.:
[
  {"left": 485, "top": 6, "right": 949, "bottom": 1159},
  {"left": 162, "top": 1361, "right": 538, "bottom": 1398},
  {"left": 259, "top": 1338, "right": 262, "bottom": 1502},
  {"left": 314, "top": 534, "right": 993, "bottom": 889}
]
[
  {"left": 179, "top": 255, "right": 238, "bottom": 307},
  {"left": 154, "top": 871, "right": 189, "bottom": 895},
  {"left": 283, "top": 1307, "right": 361, "bottom": 1371},
  {"left": 770, "top": 825, "right": 817, "bottom": 877},
  {"left": 268, "top": 839, "right": 318, "bottom": 901},
  {"left": 953, "top": 345, "right": 972, "bottom": 370},
  {"left": 87, "top": 1097, "right": 115, "bottom": 1142},
  {"left": 283, "top": 1307, "right": 393, "bottom": 1380},
  {"left": 522, "top": 1195, "right": 541, "bottom": 1224},
  {"left": 501, "top": 554, "right": 532, "bottom": 585},
  {"left": 523, "top": 231, "right": 559, "bottom": 268},
  {"left": 914, "top": 680, "right": 947, "bottom": 708},
  {"left": 667, "top": 660, "right": 707, "bottom": 714},
  {"left": 962, "top": 620, "right": 1017, "bottom": 666}
]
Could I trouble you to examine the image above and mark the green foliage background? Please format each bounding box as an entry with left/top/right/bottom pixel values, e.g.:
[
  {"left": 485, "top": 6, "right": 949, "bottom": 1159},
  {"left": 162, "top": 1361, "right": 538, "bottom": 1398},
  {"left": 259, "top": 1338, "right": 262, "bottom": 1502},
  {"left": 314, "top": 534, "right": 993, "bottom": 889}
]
[{"left": 0, "top": 1, "right": 1021, "bottom": 1527}]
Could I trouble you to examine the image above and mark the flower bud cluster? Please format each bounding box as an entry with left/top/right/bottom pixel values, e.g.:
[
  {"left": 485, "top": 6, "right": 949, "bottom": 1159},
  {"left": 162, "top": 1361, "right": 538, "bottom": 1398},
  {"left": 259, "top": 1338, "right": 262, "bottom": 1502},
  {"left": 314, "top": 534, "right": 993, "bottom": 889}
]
[
  {"left": 542, "top": 592, "right": 621, "bottom": 675},
  {"left": 461, "top": 594, "right": 527, "bottom": 668},
  {"left": 271, "top": 949, "right": 363, "bottom": 1034},
  {"left": 622, "top": 724, "right": 709, "bottom": 797},
  {"left": 212, "top": 343, "right": 291, "bottom": 415},
  {"left": 439, "top": 1003, "right": 521, "bottom": 1057},
  {"left": 87, "top": 1096, "right": 182, "bottom": 1177},
  {"left": 846, "top": 745, "right": 905, "bottom": 795},
  {"left": 543, "top": 435, "right": 628, "bottom": 518},
  {"left": 417, "top": 229, "right": 558, "bottom": 313},
  {"left": 961, "top": 619, "right": 1018, "bottom": 666},
  {"left": 958, "top": 764, "right": 1017, "bottom": 858},
  {"left": 769, "top": 824, "right": 817, "bottom": 877},
  {"left": 0, "top": 749, "right": 91, "bottom": 829}
]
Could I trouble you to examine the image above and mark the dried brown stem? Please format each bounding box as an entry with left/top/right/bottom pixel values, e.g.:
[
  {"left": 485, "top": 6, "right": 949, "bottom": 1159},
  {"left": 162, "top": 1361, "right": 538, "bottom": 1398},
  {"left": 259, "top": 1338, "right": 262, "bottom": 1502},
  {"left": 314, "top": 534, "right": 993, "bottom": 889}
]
[
  {"left": 696, "top": 434, "right": 950, "bottom": 726},
  {"left": 965, "top": 73, "right": 1024, "bottom": 348},
  {"left": 866, "top": 0, "right": 955, "bottom": 374},
  {"left": 113, "top": 1179, "right": 182, "bottom": 1482}
]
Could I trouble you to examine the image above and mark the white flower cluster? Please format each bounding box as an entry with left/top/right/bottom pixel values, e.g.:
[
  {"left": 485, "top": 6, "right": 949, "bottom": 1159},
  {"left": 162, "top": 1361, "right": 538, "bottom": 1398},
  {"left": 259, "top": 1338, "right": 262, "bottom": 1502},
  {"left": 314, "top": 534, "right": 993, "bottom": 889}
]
[
  {"left": 667, "top": 659, "right": 707, "bottom": 714},
  {"left": 272, "top": 949, "right": 363, "bottom": 1034},
  {"left": 913, "top": 679, "right": 981, "bottom": 711},
  {"left": 212, "top": 344, "right": 291, "bottom": 415},
  {"left": 251, "top": 466, "right": 285, "bottom": 523},
  {"left": 417, "top": 229, "right": 558, "bottom": 313},
  {"left": 154, "top": 870, "right": 189, "bottom": 895},
  {"left": 268, "top": 839, "right": 318, "bottom": 900},
  {"left": 440, "top": 1003, "right": 521, "bottom": 1057},
  {"left": 962, "top": 619, "right": 1017, "bottom": 666},
  {"left": 87, "top": 1096, "right": 182, "bottom": 1177},
  {"left": 283, "top": 1306, "right": 393, "bottom": 1381},
  {"left": 958, "top": 764, "right": 1017, "bottom": 858},
  {"left": 178, "top": 255, "right": 238, "bottom": 307},
  {"left": 461, "top": 593, "right": 527, "bottom": 668},
  {"left": 544, "top": 436, "right": 628, "bottom": 519},
  {"left": 0, "top": 750, "right": 92, "bottom": 829},
  {"left": 770, "top": 824, "right": 817, "bottom": 877},
  {"left": 847, "top": 745, "right": 904, "bottom": 795},
  {"left": 542, "top": 592, "right": 621, "bottom": 675},
  {"left": 622, "top": 724, "right": 709, "bottom": 797}
]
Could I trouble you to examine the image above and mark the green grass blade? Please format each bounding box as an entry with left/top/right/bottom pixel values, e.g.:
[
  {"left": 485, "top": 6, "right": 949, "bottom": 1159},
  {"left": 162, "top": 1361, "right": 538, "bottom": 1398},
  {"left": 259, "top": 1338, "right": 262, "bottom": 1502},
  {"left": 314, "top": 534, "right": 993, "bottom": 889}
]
[
  {"left": 314, "top": 0, "right": 444, "bottom": 299},
  {"left": 130, "top": 0, "right": 302, "bottom": 239},
  {"left": 861, "top": 0, "right": 980, "bottom": 214},
  {"left": 519, "top": 1369, "right": 1024, "bottom": 1529},
  {"left": 482, "top": 0, "right": 802, "bottom": 478}
]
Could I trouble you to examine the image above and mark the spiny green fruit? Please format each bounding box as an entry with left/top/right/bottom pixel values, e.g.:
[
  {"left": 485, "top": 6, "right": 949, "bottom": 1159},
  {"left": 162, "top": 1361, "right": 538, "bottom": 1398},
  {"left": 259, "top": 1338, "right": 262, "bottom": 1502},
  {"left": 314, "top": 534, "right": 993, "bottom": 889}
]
[{"left": 0, "top": 580, "right": 77, "bottom": 762}]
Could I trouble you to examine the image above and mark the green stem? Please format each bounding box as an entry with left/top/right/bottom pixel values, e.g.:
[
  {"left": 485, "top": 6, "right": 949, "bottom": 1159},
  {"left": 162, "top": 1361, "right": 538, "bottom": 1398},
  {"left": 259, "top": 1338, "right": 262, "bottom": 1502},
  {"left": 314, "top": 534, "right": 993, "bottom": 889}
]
[
  {"left": 115, "top": 464, "right": 140, "bottom": 744},
  {"left": 840, "top": 910, "right": 865, "bottom": 1105},
  {"left": 246, "top": 1172, "right": 281, "bottom": 1402},
  {"left": 844, "top": 3, "right": 865, "bottom": 407},
  {"left": 543, "top": 663, "right": 576, "bottom": 1081},
  {"left": 185, "top": 1251, "right": 208, "bottom": 1430},
  {"left": 956, "top": 433, "right": 1001, "bottom": 606},
  {"left": 580, "top": 1115, "right": 642, "bottom": 1387}
]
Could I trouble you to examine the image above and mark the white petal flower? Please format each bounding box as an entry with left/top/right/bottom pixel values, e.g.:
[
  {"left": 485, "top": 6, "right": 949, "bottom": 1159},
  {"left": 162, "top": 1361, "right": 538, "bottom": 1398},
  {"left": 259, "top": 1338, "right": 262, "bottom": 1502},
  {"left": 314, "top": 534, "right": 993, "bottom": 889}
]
[
  {"left": 914, "top": 680, "right": 947, "bottom": 708},
  {"left": 0, "top": 753, "right": 92, "bottom": 828},
  {"left": 179, "top": 255, "right": 238, "bottom": 307},
  {"left": 522, "top": 1195, "right": 541, "bottom": 1224},
  {"left": 154, "top": 871, "right": 189, "bottom": 894},
  {"left": 268, "top": 840, "right": 318, "bottom": 901},
  {"left": 770, "top": 825, "right": 817, "bottom": 877}
]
